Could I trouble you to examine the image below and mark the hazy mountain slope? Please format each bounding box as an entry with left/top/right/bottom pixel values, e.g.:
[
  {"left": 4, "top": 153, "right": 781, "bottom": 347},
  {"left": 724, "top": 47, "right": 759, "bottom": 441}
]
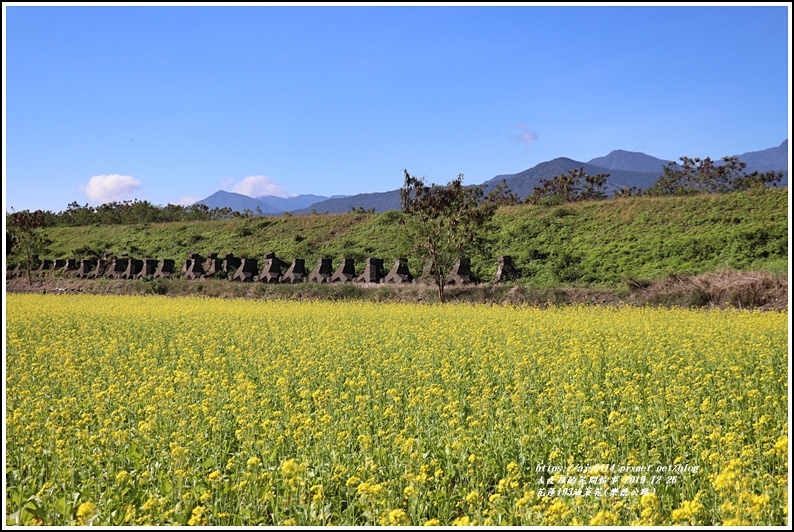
[
  {"left": 254, "top": 194, "right": 334, "bottom": 212},
  {"left": 290, "top": 190, "right": 403, "bottom": 214},
  {"left": 482, "top": 158, "right": 661, "bottom": 198},
  {"left": 195, "top": 190, "right": 281, "bottom": 213},
  {"left": 587, "top": 150, "right": 671, "bottom": 173},
  {"left": 736, "top": 139, "right": 788, "bottom": 173},
  {"left": 193, "top": 141, "right": 787, "bottom": 214}
]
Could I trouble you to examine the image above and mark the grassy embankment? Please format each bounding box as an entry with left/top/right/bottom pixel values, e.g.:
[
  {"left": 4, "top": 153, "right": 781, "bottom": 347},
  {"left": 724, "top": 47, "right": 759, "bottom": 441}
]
[{"left": 13, "top": 187, "right": 789, "bottom": 306}]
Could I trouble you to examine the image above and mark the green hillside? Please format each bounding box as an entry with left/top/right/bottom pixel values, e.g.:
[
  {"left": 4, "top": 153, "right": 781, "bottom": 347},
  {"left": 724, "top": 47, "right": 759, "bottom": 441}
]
[{"left": 27, "top": 187, "right": 788, "bottom": 288}]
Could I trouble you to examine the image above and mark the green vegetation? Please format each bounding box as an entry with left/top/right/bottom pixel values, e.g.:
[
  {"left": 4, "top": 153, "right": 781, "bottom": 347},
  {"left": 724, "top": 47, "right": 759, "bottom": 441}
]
[
  {"left": 400, "top": 170, "right": 497, "bottom": 301},
  {"left": 14, "top": 187, "right": 788, "bottom": 288},
  {"left": 6, "top": 210, "right": 52, "bottom": 285},
  {"left": 646, "top": 156, "right": 784, "bottom": 196},
  {"left": 6, "top": 199, "right": 243, "bottom": 227},
  {"left": 525, "top": 167, "right": 610, "bottom": 205},
  {"left": 488, "top": 187, "right": 788, "bottom": 286}
]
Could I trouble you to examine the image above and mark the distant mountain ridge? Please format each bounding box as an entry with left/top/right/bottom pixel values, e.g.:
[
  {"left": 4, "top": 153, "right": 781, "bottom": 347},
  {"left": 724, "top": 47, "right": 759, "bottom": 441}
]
[
  {"left": 254, "top": 194, "right": 335, "bottom": 212},
  {"left": 195, "top": 192, "right": 346, "bottom": 214},
  {"left": 289, "top": 190, "right": 402, "bottom": 215},
  {"left": 587, "top": 150, "right": 672, "bottom": 173},
  {"left": 194, "top": 140, "right": 788, "bottom": 214},
  {"left": 197, "top": 190, "right": 282, "bottom": 214},
  {"left": 481, "top": 157, "right": 662, "bottom": 199},
  {"left": 735, "top": 139, "right": 788, "bottom": 172}
]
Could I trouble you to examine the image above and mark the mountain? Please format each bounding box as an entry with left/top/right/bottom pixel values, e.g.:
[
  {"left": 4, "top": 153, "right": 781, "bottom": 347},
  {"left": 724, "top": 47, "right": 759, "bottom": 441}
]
[
  {"left": 290, "top": 190, "right": 403, "bottom": 215},
  {"left": 195, "top": 191, "right": 282, "bottom": 214},
  {"left": 587, "top": 150, "right": 671, "bottom": 173},
  {"left": 194, "top": 141, "right": 787, "bottom": 215},
  {"left": 482, "top": 157, "right": 662, "bottom": 198},
  {"left": 253, "top": 194, "right": 337, "bottom": 212},
  {"left": 486, "top": 141, "right": 789, "bottom": 200},
  {"left": 194, "top": 192, "right": 342, "bottom": 214},
  {"left": 588, "top": 142, "right": 789, "bottom": 175},
  {"left": 736, "top": 139, "right": 788, "bottom": 173},
  {"left": 291, "top": 158, "right": 663, "bottom": 214}
]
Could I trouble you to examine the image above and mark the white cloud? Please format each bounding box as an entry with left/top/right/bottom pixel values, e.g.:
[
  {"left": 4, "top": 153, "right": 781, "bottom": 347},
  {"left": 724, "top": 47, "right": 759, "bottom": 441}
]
[
  {"left": 175, "top": 195, "right": 202, "bottom": 206},
  {"left": 229, "top": 175, "right": 292, "bottom": 198},
  {"left": 514, "top": 123, "right": 539, "bottom": 150},
  {"left": 83, "top": 174, "right": 143, "bottom": 203}
]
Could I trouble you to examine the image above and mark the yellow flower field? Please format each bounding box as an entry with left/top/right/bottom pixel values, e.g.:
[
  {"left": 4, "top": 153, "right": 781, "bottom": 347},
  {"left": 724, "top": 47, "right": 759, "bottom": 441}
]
[{"left": 5, "top": 293, "right": 789, "bottom": 526}]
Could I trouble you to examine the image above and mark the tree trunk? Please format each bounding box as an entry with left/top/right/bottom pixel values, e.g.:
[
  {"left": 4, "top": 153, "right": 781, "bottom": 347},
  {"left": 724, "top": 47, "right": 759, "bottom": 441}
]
[{"left": 26, "top": 249, "right": 33, "bottom": 286}]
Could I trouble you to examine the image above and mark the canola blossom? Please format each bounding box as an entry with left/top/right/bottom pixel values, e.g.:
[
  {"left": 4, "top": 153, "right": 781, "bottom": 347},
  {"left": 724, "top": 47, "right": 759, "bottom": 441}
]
[{"left": 5, "top": 293, "right": 788, "bottom": 525}]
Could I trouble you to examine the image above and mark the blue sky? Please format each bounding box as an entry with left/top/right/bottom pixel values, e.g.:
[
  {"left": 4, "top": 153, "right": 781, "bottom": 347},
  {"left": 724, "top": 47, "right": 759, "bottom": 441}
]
[{"left": 3, "top": 3, "right": 791, "bottom": 213}]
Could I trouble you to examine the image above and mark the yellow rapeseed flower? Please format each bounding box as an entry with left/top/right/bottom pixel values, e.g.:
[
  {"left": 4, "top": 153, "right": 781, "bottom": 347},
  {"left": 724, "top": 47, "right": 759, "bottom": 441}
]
[
  {"left": 589, "top": 510, "right": 616, "bottom": 526},
  {"left": 76, "top": 501, "right": 96, "bottom": 519},
  {"left": 388, "top": 509, "right": 409, "bottom": 525},
  {"left": 186, "top": 505, "right": 207, "bottom": 526},
  {"left": 5, "top": 295, "right": 787, "bottom": 527}
]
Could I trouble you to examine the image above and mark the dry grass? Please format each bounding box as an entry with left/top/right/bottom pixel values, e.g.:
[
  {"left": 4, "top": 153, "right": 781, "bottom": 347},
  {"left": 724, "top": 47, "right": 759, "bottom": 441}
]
[
  {"left": 6, "top": 268, "right": 787, "bottom": 310},
  {"left": 634, "top": 269, "right": 788, "bottom": 310}
]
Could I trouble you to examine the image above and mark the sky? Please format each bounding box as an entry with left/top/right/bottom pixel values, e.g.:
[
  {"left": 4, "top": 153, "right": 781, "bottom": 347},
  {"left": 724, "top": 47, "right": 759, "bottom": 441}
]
[{"left": 2, "top": 2, "right": 791, "bottom": 213}]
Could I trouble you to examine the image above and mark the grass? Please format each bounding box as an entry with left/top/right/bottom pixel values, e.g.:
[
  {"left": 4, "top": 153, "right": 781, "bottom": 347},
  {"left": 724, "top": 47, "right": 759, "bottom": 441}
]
[
  {"left": 18, "top": 187, "right": 789, "bottom": 289},
  {"left": 7, "top": 268, "right": 788, "bottom": 311}
]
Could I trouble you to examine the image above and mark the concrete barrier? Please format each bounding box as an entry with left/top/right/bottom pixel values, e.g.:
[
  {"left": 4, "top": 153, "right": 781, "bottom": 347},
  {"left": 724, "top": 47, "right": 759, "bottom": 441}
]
[
  {"left": 383, "top": 258, "right": 413, "bottom": 284},
  {"left": 62, "top": 258, "right": 79, "bottom": 276},
  {"left": 309, "top": 258, "right": 333, "bottom": 283},
  {"left": 36, "top": 259, "right": 54, "bottom": 273},
  {"left": 415, "top": 259, "right": 438, "bottom": 284},
  {"left": 446, "top": 257, "right": 474, "bottom": 285},
  {"left": 493, "top": 255, "right": 520, "bottom": 283},
  {"left": 154, "top": 259, "right": 176, "bottom": 279},
  {"left": 222, "top": 253, "right": 242, "bottom": 276},
  {"left": 256, "top": 252, "right": 283, "bottom": 283},
  {"left": 134, "top": 258, "right": 159, "bottom": 279},
  {"left": 105, "top": 258, "right": 128, "bottom": 279},
  {"left": 330, "top": 258, "right": 356, "bottom": 283},
  {"left": 184, "top": 253, "right": 206, "bottom": 280},
  {"left": 203, "top": 253, "right": 223, "bottom": 277},
  {"left": 86, "top": 259, "right": 107, "bottom": 279},
  {"left": 231, "top": 258, "right": 259, "bottom": 282},
  {"left": 76, "top": 259, "right": 96, "bottom": 278},
  {"left": 354, "top": 258, "right": 384, "bottom": 283},
  {"left": 281, "top": 258, "right": 307, "bottom": 284},
  {"left": 121, "top": 258, "right": 143, "bottom": 280}
]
